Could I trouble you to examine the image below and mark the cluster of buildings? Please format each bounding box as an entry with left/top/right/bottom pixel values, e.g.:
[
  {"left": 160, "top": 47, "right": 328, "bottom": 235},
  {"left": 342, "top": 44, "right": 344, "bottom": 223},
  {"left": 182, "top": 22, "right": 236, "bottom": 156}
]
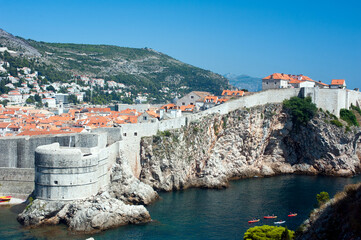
[
  {"left": 0, "top": 89, "right": 246, "bottom": 137},
  {"left": 0, "top": 66, "right": 353, "bottom": 138},
  {"left": 175, "top": 90, "right": 245, "bottom": 110},
  {"left": 262, "top": 73, "right": 346, "bottom": 90},
  {"left": 0, "top": 105, "right": 151, "bottom": 137},
  {"left": 0, "top": 59, "right": 190, "bottom": 107},
  {"left": 0, "top": 63, "right": 135, "bottom": 106}
]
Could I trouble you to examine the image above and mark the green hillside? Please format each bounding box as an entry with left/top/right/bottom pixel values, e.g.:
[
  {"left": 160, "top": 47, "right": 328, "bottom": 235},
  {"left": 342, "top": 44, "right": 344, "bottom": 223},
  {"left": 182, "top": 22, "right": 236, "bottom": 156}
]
[{"left": 0, "top": 28, "right": 230, "bottom": 103}]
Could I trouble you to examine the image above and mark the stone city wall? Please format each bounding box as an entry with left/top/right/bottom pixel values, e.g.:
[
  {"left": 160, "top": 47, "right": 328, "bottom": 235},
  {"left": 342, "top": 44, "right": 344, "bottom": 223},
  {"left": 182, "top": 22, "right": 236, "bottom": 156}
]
[
  {"left": 1, "top": 87, "right": 361, "bottom": 199},
  {"left": 0, "top": 133, "right": 104, "bottom": 168},
  {"left": 301, "top": 88, "right": 361, "bottom": 117},
  {"left": 0, "top": 167, "right": 34, "bottom": 198}
]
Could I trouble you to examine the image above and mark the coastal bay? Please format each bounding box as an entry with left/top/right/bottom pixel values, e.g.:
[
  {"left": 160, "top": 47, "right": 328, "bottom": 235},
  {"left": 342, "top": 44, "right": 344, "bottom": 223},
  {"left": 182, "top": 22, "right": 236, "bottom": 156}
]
[{"left": 1, "top": 175, "right": 361, "bottom": 240}]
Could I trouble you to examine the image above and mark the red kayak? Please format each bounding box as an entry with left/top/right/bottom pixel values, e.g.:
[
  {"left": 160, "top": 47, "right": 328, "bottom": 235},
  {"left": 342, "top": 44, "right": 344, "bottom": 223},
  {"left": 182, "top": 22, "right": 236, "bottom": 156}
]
[
  {"left": 288, "top": 213, "right": 297, "bottom": 217},
  {"left": 248, "top": 219, "right": 260, "bottom": 223},
  {"left": 264, "top": 215, "right": 277, "bottom": 219},
  {"left": 0, "top": 196, "right": 11, "bottom": 202}
]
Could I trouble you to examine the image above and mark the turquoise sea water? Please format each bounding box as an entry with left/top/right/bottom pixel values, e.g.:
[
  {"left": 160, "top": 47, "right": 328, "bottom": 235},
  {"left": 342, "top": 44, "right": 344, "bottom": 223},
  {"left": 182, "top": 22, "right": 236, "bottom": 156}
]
[{"left": 1, "top": 175, "right": 361, "bottom": 240}]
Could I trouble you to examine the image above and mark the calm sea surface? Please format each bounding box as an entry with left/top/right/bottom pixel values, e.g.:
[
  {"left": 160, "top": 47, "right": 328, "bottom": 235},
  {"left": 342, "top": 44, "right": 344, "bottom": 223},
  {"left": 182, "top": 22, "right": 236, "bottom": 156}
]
[{"left": 1, "top": 175, "right": 361, "bottom": 240}]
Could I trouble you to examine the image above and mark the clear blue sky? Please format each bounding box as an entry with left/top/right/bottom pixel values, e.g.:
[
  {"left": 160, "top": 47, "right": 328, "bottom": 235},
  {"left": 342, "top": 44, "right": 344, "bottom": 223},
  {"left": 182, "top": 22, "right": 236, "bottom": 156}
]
[{"left": 1, "top": 0, "right": 360, "bottom": 88}]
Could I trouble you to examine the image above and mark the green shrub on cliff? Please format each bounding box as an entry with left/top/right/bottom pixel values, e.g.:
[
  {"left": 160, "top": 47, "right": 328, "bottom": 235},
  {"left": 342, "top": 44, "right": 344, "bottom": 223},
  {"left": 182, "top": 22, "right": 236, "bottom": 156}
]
[
  {"left": 330, "top": 119, "right": 343, "bottom": 128},
  {"left": 283, "top": 97, "right": 317, "bottom": 127},
  {"left": 244, "top": 225, "right": 294, "bottom": 240},
  {"left": 316, "top": 191, "right": 330, "bottom": 206},
  {"left": 157, "top": 130, "right": 171, "bottom": 137},
  {"left": 340, "top": 109, "right": 359, "bottom": 127}
]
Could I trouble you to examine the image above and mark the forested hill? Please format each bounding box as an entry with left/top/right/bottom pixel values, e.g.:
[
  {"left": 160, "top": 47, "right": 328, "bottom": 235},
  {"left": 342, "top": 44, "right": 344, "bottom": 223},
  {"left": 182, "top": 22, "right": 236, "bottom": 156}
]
[{"left": 0, "top": 28, "right": 230, "bottom": 102}]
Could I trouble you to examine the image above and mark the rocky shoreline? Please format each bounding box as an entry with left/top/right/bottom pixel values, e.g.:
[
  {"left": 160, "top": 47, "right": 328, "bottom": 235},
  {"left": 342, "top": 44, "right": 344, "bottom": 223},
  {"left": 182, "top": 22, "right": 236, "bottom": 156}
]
[
  {"left": 17, "top": 193, "right": 151, "bottom": 233},
  {"left": 296, "top": 182, "right": 361, "bottom": 240}
]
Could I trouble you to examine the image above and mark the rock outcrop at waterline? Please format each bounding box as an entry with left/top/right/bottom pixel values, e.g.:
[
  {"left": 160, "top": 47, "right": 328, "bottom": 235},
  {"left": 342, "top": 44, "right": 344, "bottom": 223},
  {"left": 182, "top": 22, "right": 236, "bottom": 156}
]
[
  {"left": 17, "top": 193, "right": 151, "bottom": 232},
  {"left": 296, "top": 183, "right": 361, "bottom": 240},
  {"left": 108, "top": 154, "right": 159, "bottom": 205},
  {"left": 140, "top": 104, "right": 361, "bottom": 191}
]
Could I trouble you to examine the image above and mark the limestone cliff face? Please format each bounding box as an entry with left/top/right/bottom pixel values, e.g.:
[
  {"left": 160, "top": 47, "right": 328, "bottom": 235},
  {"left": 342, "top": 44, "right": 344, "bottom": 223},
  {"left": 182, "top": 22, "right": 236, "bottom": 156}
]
[
  {"left": 296, "top": 183, "right": 361, "bottom": 240},
  {"left": 108, "top": 152, "right": 158, "bottom": 205},
  {"left": 140, "top": 104, "right": 361, "bottom": 191}
]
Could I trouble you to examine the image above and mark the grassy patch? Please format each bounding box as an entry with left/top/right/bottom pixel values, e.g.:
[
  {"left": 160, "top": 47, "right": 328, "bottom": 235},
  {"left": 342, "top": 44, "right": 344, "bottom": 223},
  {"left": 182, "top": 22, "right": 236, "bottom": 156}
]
[
  {"left": 330, "top": 119, "right": 343, "bottom": 127},
  {"left": 350, "top": 104, "right": 361, "bottom": 116}
]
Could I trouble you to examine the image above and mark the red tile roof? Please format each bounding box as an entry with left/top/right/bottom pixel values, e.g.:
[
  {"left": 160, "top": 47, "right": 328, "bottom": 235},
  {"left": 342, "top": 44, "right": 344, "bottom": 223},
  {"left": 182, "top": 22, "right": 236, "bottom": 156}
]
[
  {"left": 180, "top": 104, "right": 195, "bottom": 112},
  {"left": 0, "top": 122, "right": 10, "bottom": 128},
  {"left": 146, "top": 110, "right": 159, "bottom": 118},
  {"left": 204, "top": 96, "right": 218, "bottom": 103},
  {"left": 17, "top": 130, "right": 74, "bottom": 136},
  {"left": 161, "top": 104, "right": 176, "bottom": 110},
  {"left": 221, "top": 90, "right": 244, "bottom": 96},
  {"left": 331, "top": 79, "right": 345, "bottom": 85}
]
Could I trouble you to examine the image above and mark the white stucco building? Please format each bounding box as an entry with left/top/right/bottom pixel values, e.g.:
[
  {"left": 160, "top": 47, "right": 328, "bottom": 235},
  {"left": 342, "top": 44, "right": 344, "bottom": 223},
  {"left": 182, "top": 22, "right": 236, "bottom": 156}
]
[{"left": 42, "top": 98, "right": 56, "bottom": 108}]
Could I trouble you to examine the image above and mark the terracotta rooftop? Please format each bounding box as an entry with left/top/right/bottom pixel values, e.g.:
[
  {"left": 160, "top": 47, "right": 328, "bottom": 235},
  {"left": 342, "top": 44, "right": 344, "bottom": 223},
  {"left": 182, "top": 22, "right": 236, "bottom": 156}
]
[{"left": 331, "top": 79, "right": 345, "bottom": 85}]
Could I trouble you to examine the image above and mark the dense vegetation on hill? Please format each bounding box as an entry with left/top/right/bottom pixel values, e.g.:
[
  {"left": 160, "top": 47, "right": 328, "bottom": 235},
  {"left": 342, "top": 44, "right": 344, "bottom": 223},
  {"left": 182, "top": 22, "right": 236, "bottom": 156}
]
[
  {"left": 283, "top": 97, "right": 317, "bottom": 127},
  {"left": 0, "top": 51, "right": 71, "bottom": 82},
  {"left": 244, "top": 225, "right": 294, "bottom": 240},
  {"left": 0, "top": 28, "right": 230, "bottom": 103}
]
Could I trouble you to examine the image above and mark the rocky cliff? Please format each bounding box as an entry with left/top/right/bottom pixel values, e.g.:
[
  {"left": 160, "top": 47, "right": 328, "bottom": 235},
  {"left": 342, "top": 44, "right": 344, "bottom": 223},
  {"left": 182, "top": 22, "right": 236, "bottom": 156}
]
[
  {"left": 296, "top": 183, "right": 361, "bottom": 240},
  {"left": 140, "top": 104, "right": 361, "bottom": 191}
]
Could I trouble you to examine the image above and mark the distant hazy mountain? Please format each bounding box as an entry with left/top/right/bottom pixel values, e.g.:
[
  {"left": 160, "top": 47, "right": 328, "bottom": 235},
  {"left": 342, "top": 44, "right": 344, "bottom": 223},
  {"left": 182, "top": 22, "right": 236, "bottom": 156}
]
[{"left": 224, "top": 73, "right": 262, "bottom": 92}]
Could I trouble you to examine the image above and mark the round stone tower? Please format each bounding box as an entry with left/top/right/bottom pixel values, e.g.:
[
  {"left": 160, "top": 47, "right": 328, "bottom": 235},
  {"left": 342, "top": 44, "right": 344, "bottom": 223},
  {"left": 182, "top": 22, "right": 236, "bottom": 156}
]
[{"left": 34, "top": 143, "right": 99, "bottom": 201}]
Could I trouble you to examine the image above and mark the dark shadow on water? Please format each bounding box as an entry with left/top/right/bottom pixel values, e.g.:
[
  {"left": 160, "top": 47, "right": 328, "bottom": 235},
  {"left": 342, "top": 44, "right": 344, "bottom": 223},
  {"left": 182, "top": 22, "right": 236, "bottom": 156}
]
[{"left": 10, "top": 203, "right": 26, "bottom": 214}]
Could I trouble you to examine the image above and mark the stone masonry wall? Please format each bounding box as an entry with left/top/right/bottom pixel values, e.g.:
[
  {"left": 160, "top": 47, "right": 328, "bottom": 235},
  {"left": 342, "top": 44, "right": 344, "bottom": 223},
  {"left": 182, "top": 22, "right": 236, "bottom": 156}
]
[{"left": 0, "top": 133, "right": 103, "bottom": 168}]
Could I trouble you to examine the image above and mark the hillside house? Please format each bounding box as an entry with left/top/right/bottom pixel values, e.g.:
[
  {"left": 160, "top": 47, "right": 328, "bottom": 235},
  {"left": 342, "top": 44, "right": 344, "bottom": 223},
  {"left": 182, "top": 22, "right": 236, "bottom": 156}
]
[
  {"left": 176, "top": 91, "right": 212, "bottom": 110},
  {"left": 5, "top": 83, "right": 15, "bottom": 89},
  {"left": 330, "top": 79, "right": 346, "bottom": 89},
  {"left": 42, "top": 98, "right": 56, "bottom": 108},
  {"left": 203, "top": 96, "right": 218, "bottom": 109},
  {"left": 262, "top": 73, "right": 291, "bottom": 90},
  {"left": 180, "top": 104, "right": 195, "bottom": 113},
  {"left": 159, "top": 103, "right": 182, "bottom": 119},
  {"left": 8, "top": 90, "right": 22, "bottom": 103},
  {"left": 137, "top": 110, "right": 159, "bottom": 123}
]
